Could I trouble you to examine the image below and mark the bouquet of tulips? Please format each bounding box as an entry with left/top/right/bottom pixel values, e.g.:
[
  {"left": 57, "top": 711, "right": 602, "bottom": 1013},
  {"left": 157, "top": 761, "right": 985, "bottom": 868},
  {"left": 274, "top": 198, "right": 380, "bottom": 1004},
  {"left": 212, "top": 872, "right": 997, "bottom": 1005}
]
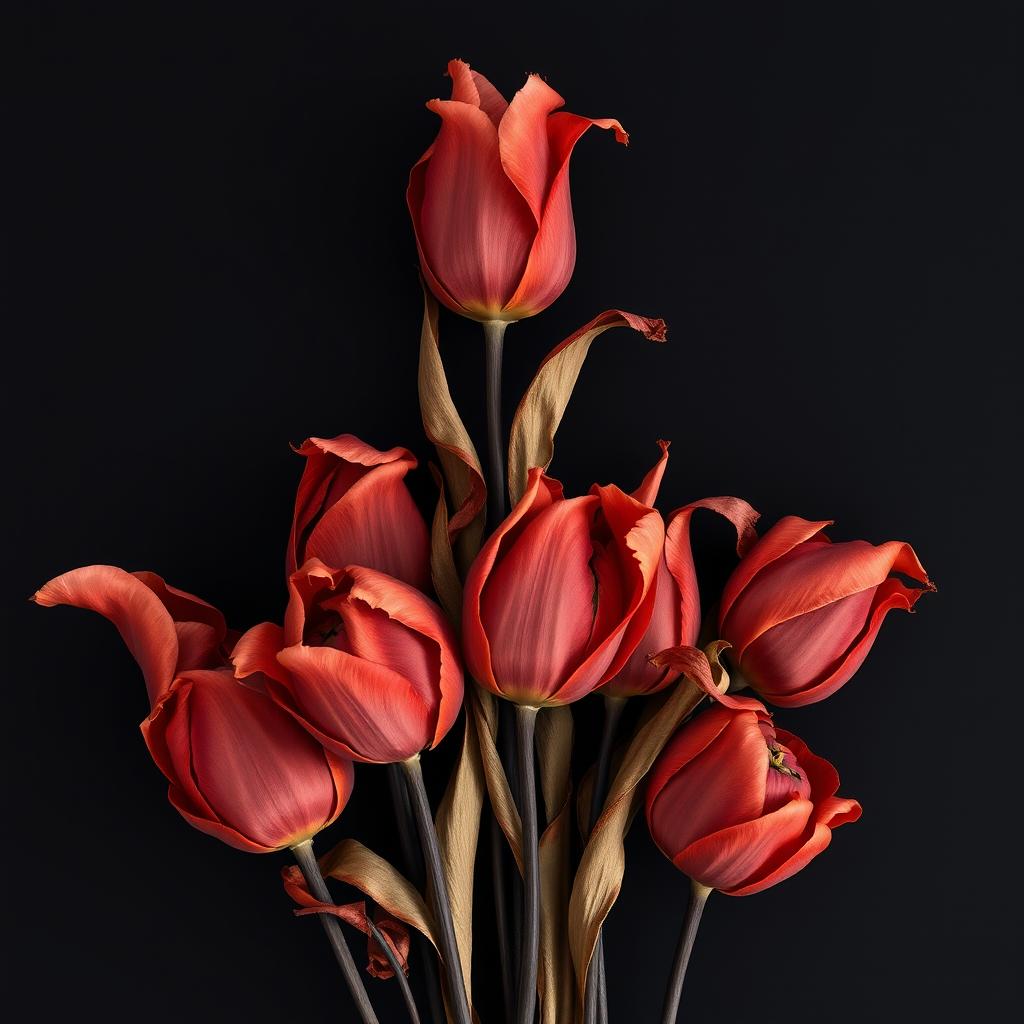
[{"left": 35, "top": 60, "right": 933, "bottom": 1024}]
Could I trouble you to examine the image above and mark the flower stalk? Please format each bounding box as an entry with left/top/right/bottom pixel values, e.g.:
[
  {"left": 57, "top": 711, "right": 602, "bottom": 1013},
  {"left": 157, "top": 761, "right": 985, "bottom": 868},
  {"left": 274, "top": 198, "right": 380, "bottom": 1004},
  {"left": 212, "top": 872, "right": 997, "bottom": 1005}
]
[
  {"left": 291, "top": 839, "right": 380, "bottom": 1024},
  {"left": 402, "top": 755, "right": 473, "bottom": 1024},
  {"left": 661, "top": 881, "right": 712, "bottom": 1024},
  {"left": 514, "top": 704, "right": 540, "bottom": 1024}
]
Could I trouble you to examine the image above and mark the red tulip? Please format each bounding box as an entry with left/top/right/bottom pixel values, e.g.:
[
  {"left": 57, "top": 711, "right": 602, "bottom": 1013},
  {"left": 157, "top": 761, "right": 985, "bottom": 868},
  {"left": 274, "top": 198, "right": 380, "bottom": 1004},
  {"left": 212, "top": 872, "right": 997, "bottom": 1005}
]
[
  {"left": 33, "top": 566, "right": 352, "bottom": 852},
  {"left": 599, "top": 443, "right": 761, "bottom": 699},
  {"left": 288, "top": 433, "right": 430, "bottom": 591},
  {"left": 462, "top": 468, "right": 664, "bottom": 706},
  {"left": 646, "top": 704, "right": 861, "bottom": 896},
  {"left": 718, "top": 516, "right": 934, "bottom": 707},
  {"left": 233, "top": 560, "right": 463, "bottom": 764},
  {"left": 408, "top": 59, "right": 628, "bottom": 322}
]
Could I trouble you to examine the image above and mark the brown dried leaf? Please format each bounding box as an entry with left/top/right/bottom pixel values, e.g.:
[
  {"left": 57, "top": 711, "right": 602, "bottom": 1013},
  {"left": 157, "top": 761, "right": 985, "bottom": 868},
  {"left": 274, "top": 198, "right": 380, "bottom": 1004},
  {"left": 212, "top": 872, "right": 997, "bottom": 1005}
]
[
  {"left": 434, "top": 711, "right": 485, "bottom": 1004},
  {"left": 566, "top": 644, "right": 729, "bottom": 1014},
  {"left": 507, "top": 311, "right": 667, "bottom": 505},
  {"left": 418, "top": 287, "right": 486, "bottom": 574}
]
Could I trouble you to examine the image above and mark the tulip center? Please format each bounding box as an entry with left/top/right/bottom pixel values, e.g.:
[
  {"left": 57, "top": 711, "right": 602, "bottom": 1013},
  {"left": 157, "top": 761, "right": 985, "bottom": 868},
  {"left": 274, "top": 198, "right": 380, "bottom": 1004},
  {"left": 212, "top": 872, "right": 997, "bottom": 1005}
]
[{"left": 768, "top": 743, "right": 802, "bottom": 782}]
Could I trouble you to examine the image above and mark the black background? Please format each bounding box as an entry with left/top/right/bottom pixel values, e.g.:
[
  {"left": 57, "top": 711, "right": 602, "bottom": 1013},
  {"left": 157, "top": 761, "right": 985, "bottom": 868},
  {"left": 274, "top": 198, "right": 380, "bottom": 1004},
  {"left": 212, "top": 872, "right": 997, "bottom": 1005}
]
[{"left": 5, "top": 2, "right": 1021, "bottom": 1021}]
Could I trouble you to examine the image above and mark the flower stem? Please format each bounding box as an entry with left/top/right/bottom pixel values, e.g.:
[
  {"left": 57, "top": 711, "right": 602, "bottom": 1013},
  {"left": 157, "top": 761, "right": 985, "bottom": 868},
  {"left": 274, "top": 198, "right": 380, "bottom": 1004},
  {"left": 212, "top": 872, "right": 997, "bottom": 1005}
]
[
  {"left": 291, "top": 839, "right": 380, "bottom": 1024},
  {"left": 514, "top": 704, "right": 540, "bottom": 1024},
  {"left": 365, "top": 908, "right": 422, "bottom": 1024},
  {"left": 402, "top": 755, "right": 473, "bottom": 1024},
  {"left": 661, "top": 881, "right": 712, "bottom": 1024},
  {"left": 583, "top": 695, "right": 627, "bottom": 1024},
  {"left": 387, "top": 764, "right": 446, "bottom": 1024},
  {"left": 482, "top": 319, "right": 509, "bottom": 529}
]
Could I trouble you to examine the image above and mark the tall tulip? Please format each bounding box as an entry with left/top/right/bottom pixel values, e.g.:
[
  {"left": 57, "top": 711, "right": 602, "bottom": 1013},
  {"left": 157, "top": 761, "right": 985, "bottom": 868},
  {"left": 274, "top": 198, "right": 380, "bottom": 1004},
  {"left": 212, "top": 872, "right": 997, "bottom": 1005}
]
[
  {"left": 408, "top": 59, "right": 628, "bottom": 323},
  {"left": 32, "top": 565, "right": 353, "bottom": 851},
  {"left": 646, "top": 702, "right": 860, "bottom": 1021},
  {"left": 718, "top": 516, "right": 934, "bottom": 706},
  {"left": 287, "top": 433, "right": 430, "bottom": 591}
]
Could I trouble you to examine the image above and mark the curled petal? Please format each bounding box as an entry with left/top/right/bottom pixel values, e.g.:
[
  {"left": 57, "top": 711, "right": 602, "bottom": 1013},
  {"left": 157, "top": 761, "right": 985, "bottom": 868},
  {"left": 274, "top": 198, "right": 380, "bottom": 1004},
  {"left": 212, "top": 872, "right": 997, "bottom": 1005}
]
[
  {"left": 231, "top": 622, "right": 290, "bottom": 687},
  {"left": 33, "top": 565, "right": 215, "bottom": 706}
]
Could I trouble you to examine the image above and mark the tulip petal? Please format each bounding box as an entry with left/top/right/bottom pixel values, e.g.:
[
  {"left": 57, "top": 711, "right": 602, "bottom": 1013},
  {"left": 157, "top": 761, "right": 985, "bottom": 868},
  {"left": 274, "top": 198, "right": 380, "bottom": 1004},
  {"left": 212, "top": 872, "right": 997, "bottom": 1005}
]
[
  {"left": 719, "top": 516, "right": 832, "bottom": 627},
  {"left": 446, "top": 58, "right": 508, "bottom": 125},
  {"left": 416, "top": 98, "right": 535, "bottom": 318},
  {"left": 290, "top": 435, "right": 430, "bottom": 590},
  {"left": 757, "top": 576, "right": 932, "bottom": 707},
  {"left": 725, "top": 822, "right": 834, "bottom": 897},
  {"left": 498, "top": 75, "right": 566, "bottom": 224},
  {"left": 274, "top": 645, "right": 433, "bottom": 763},
  {"left": 34, "top": 565, "right": 183, "bottom": 706},
  {"left": 725, "top": 533, "right": 933, "bottom": 662},
  {"left": 553, "top": 487, "right": 665, "bottom": 705},
  {"left": 462, "top": 468, "right": 564, "bottom": 695},
  {"left": 675, "top": 798, "right": 815, "bottom": 895},
  {"left": 630, "top": 439, "right": 670, "bottom": 507},
  {"left": 232, "top": 621, "right": 290, "bottom": 686},
  {"left": 341, "top": 565, "right": 463, "bottom": 750},
  {"left": 186, "top": 669, "right": 346, "bottom": 850},
  {"left": 648, "top": 709, "right": 769, "bottom": 859},
  {"left": 503, "top": 110, "right": 628, "bottom": 318},
  {"left": 480, "top": 495, "right": 599, "bottom": 704}
]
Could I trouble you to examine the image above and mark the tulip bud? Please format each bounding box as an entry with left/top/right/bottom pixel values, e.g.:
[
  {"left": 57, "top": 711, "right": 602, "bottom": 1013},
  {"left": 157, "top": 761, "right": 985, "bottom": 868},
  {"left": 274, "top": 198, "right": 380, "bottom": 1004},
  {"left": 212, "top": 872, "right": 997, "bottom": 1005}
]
[
  {"left": 462, "top": 469, "right": 664, "bottom": 706},
  {"left": 236, "top": 560, "right": 464, "bottom": 764},
  {"left": 408, "top": 59, "right": 628, "bottom": 322},
  {"left": 33, "top": 565, "right": 352, "bottom": 852},
  {"left": 718, "top": 516, "right": 934, "bottom": 707},
  {"left": 645, "top": 704, "right": 860, "bottom": 896},
  {"left": 288, "top": 433, "right": 430, "bottom": 591},
  {"left": 143, "top": 669, "right": 353, "bottom": 852}
]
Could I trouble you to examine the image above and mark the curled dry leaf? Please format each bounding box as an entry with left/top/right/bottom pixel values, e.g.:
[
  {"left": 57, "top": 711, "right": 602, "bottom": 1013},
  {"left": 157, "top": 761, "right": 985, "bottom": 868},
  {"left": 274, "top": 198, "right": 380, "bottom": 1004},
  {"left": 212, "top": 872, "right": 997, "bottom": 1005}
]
[
  {"left": 313, "top": 838, "right": 439, "bottom": 952},
  {"left": 507, "top": 310, "right": 668, "bottom": 505},
  {"left": 567, "top": 643, "right": 730, "bottom": 1016}
]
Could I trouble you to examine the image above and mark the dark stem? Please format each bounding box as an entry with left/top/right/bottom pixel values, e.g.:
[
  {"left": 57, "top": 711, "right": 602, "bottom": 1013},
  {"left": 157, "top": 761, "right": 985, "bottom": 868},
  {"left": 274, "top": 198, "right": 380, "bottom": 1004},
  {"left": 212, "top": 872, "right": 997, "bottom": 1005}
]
[
  {"left": 490, "top": 813, "right": 515, "bottom": 1024},
  {"left": 388, "top": 764, "right": 446, "bottom": 1024},
  {"left": 402, "top": 756, "right": 473, "bottom": 1024},
  {"left": 482, "top": 319, "right": 509, "bottom": 529},
  {"left": 499, "top": 698, "right": 523, "bottom": 988},
  {"left": 583, "top": 695, "right": 627, "bottom": 1024},
  {"left": 661, "top": 881, "right": 712, "bottom": 1024},
  {"left": 366, "top": 910, "right": 422, "bottom": 1024},
  {"left": 514, "top": 704, "right": 540, "bottom": 1024},
  {"left": 291, "top": 840, "right": 380, "bottom": 1024}
]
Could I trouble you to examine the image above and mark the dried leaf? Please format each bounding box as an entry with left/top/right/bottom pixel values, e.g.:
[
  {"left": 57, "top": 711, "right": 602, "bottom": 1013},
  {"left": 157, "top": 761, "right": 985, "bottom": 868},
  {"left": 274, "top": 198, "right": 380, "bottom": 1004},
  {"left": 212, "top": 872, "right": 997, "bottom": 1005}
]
[
  {"left": 507, "top": 311, "right": 667, "bottom": 505},
  {"left": 536, "top": 706, "right": 575, "bottom": 1024},
  {"left": 567, "top": 644, "right": 729, "bottom": 1014},
  {"left": 418, "top": 287, "right": 486, "bottom": 573},
  {"left": 434, "top": 711, "right": 485, "bottom": 1004},
  {"left": 427, "top": 463, "right": 464, "bottom": 623}
]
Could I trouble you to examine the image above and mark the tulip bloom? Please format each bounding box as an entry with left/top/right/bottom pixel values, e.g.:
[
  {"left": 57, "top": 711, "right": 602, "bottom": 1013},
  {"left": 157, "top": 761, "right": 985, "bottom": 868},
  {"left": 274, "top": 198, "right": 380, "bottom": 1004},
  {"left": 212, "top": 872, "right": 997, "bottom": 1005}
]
[
  {"left": 233, "top": 560, "right": 463, "bottom": 764},
  {"left": 408, "top": 59, "right": 628, "bottom": 322},
  {"left": 462, "top": 468, "right": 664, "bottom": 706},
  {"left": 646, "top": 704, "right": 861, "bottom": 896},
  {"left": 288, "top": 433, "right": 430, "bottom": 591},
  {"left": 33, "top": 565, "right": 352, "bottom": 852},
  {"left": 600, "top": 443, "right": 760, "bottom": 699},
  {"left": 719, "top": 516, "right": 934, "bottom": 707}
]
